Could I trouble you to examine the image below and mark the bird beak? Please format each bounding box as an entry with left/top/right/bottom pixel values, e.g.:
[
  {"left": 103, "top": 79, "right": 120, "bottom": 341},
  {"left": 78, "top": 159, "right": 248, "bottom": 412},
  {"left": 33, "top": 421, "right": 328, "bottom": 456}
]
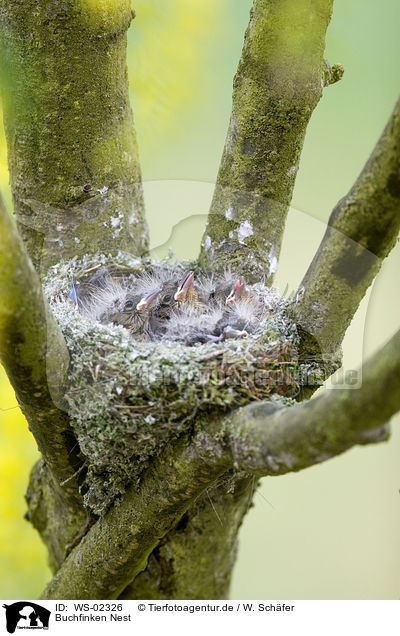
[
  {"left": 226, "top": 278, "right": 245, "bottom": 305},
  {"left": 136, "top": 289, "right": 159, "bottom": 311},
  {"left": 174, "top": 271, "right": 194, "bottom": 302}
]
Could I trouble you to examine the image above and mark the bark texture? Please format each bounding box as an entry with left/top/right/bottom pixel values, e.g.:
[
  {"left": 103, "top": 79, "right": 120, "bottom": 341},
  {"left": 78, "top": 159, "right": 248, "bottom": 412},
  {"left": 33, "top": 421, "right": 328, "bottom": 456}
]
[
  {"left": 0, "top": 195, "right": 82, "bottom": 503},
  {"left": 40, "top": 424, "right": 230, "bottom": 599},
  {"left": 38, "top": 327, "right": 399, "bottom": 599},
  {"left": 0, "top": 0, "right": 399, "bottom": 603},
  {"left": 120, "top": 474, "right": 255, "bottom": 599},
  {"left": 226, "top": 329, "right": 400, "bottom": 475},
  {"left": 199, "top": 0, "right": 336, "bottom": 282},
  {"left": 0, "top": 195, "right": 87, "bottom": 569},
  {"left": 0, "top": 0, "right": 148, "bottom": 272}
]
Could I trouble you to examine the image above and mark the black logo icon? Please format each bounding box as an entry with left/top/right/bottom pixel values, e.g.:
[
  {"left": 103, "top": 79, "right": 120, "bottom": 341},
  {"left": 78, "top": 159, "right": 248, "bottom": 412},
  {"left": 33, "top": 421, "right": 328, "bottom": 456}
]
[{"left": 2, "top": 602, "right": 50, "bottom": 633}]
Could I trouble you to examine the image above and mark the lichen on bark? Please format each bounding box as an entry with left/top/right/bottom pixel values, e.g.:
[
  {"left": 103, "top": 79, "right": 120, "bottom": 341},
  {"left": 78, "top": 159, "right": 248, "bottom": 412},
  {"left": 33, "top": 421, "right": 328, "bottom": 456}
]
[
  {"left": 0, "top": 0, "right": 148, "bottom": 272},
  {"left": 199, "top": 0, "right": 337, "bottom": 281},
  {"left": 1, "top": 0, "right": 399, "bottom": 603}
]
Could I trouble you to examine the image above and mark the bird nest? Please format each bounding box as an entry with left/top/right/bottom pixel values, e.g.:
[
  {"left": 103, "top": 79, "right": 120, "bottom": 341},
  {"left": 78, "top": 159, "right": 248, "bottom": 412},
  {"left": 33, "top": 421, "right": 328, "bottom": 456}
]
[{"left": 44, "top": 253, "right": 329, "bottom": 515}]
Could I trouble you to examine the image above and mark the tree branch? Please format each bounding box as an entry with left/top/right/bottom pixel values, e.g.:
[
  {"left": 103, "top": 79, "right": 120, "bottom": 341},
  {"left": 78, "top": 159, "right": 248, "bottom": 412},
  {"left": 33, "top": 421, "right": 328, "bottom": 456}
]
[
  {"left": 0, "top": 0, "right": 148, "bottom": 272},
  {"left": 199, "top": 0, "right": 337, "bottom": 281},
  {"left": 40, "top": 325, "right": 400, "bottom": 599},
  {"left": 294, "top": 97, "right": 400, "bottom": 355},
  {"left": 120, "top": 473, "right": 254, "bottom": 600},
  {"left": 0, "top": 194, "right": 83, "bottom": 504},
  {"left": 226, "top": 328, "right": 400, "bottom": 475},
  {"left": 40, "top": 426, "right": 230, "bottom": 600}
]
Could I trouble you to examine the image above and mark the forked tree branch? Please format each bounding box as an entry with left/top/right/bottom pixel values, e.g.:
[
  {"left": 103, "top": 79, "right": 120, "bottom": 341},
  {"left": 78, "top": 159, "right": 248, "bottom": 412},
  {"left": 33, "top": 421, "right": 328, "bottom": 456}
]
[
  {"left": 294, "top": 97, "right": 400, "bottom": 355},
  {"left": 0, "top": 195, "right": 83, "bottom": 504},
  {"left": 40, "top": 428, "right": 230, "bottom": 600},
  {"left": 199, "top": 0, "right": 338, "bottom": 281},
  {"left": 226, "top": 328, "right": 400, "bottom": 474},
  {"left": 1, "top": 0, "right": 396, "bottom": 602},
  {"left": 40, "top": 328, "right": 399, "bottom": 599},
  {"left": 0, "top": 0, "right": 148, "bottom": 272}
]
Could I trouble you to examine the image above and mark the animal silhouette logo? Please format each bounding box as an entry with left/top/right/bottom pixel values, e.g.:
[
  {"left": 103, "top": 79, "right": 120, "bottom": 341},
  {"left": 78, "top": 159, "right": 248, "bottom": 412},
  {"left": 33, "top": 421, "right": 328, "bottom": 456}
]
[{"left": 2, "top": 602, "right": 50, "bottom": 633}]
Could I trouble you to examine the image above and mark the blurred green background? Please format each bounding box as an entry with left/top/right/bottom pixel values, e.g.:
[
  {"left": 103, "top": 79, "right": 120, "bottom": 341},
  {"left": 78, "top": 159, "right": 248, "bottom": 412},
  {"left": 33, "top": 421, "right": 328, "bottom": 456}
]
[{"left": 1, "top": 0, "right": 399, "bottom": 599}]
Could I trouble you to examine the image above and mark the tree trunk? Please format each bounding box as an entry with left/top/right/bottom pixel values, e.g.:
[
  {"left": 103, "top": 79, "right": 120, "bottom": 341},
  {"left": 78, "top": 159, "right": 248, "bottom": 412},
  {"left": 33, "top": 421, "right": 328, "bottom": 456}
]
[
  {"left": 199, "top": 0, "right": 337, "bottom": 282},
  {"left": 0, "top": 0, "right": 148, "bottom": 272},
  {"left": 1, "top": 0, "right": 399, "bottom": 601},
  {"left": 121, "top": 475, "right": 255, "bottom": 599}
]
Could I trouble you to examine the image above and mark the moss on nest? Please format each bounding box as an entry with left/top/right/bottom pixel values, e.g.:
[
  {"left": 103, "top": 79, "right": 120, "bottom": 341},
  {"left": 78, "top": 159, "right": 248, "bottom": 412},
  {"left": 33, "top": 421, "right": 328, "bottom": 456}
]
[{"left": 44, "top": 253, "right": 332, "bottom": 515}]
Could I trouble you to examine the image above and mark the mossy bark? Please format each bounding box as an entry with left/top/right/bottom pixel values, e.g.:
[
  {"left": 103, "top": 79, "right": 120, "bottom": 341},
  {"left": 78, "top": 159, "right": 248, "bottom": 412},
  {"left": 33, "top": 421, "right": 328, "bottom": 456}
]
[
  {"left": 40, "top": 425, "right": 231, "bottom": 600},
  {"left": 225, "top": 328, "right": 400, "bottom": 475},
  {"left": 0, "top": 196, "right": 83, "bottom": 505},
  {"left": 199, "top": 0, "right": 335, "bottom": 282},
  {"left": 36, "top": 325, "right": 399, "bottom": 599},
  {"left": 0, "top": 0, "right": 148, "bottom": 272},
  {"left": 26, "top": 459, "right": 89, "bottom": 574},
  {"left": 1, "top": 0, "right": 399, "bottom": 603},
  {"left": 0, "top": 194, "right": 87, "bottom": 572},
  {"left": 120, "top": 474, "right": 254, "bottom": 600}
]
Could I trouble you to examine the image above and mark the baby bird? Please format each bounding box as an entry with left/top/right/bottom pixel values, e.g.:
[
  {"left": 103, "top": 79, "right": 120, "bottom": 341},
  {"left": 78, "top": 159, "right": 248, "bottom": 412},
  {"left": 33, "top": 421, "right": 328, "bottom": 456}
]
[
  {"left": 78, "top": 268, "right": 267, "bottom": 347},
  {"left": 69, "top": 268, "right": 109, "bottom": 307},
  {"left": 196, "top": 271, "right": 239, "bottom": 306},
  {"left": 164, "top": 306, "right": 223, "bottom": 346},
  {"left": 225, "top": 278, "right": 247, "bottom": 305},
  {"left": 104, "top": 291, "right": 150, "bottom": 339},
  {"left": 147, "top": 281, "right": 181, "bottom": 338},
  {"left": 137, "top": 271, "right": 195, "bottom": 339},
  {"left": 174, "top": 271, "right": 206, "bottom": 311},
  {"left": 82, "top": 278, "right": 152, "bottom": 340},
  {"left": 171, "top": 272, "right": 263, "bottom": 345},
  {"left": 214, "top": 278, "right": 264, "bottom": 339}
]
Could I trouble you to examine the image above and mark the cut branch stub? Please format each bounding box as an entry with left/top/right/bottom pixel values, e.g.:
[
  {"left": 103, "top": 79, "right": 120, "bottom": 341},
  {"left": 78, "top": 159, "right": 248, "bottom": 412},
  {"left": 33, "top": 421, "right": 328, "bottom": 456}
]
[
  {"left": 199, "top": 0, "right": 335, "bottom": 282},
  {"left": 322, "top": 60, "right": 344, "bottom": 86},
  {"left": 0, "top": 0, "right": 148, "bottom": 272}
]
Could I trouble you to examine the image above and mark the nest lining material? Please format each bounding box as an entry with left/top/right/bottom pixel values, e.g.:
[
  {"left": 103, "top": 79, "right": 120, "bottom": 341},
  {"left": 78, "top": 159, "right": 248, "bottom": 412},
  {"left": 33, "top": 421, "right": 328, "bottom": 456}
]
[{"left": 43, "top": 255, "right": 323, "bottom": 515}]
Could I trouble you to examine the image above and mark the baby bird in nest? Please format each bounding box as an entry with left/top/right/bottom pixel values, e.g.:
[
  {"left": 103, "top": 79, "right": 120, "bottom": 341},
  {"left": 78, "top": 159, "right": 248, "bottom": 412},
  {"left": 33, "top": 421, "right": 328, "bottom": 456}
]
[
  {"left": 168, "top": 274, "right": 264, "bottom": 345},
  {"left": 69, "top": 268, "right": 110, "bottom": 308},
  {"left": 213, "top": 278, "right": 265, "bottom": 340},
  {"left": 136, "top": 270, "right": 196, "bottom": 338},
  {"left": 171, "top": 271, "right": 242, "bottom": 344},
  {"left": 79, "top": 267, "right": 266, "bottom": 346},
  {"left": 174, "top": 271, "right": 206, "bottom": 310},
  {"left": 164, "top": 306, "right": 224, "bottom": 345},
  {"left": 79, "top": 269, "right": 191, "bottom": 340},
  {"left": 81, "top": 279, "right": 150, "bottom": 340},
  {"left": 195, "top": 271, "right": 240, "bottom": 306}
]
